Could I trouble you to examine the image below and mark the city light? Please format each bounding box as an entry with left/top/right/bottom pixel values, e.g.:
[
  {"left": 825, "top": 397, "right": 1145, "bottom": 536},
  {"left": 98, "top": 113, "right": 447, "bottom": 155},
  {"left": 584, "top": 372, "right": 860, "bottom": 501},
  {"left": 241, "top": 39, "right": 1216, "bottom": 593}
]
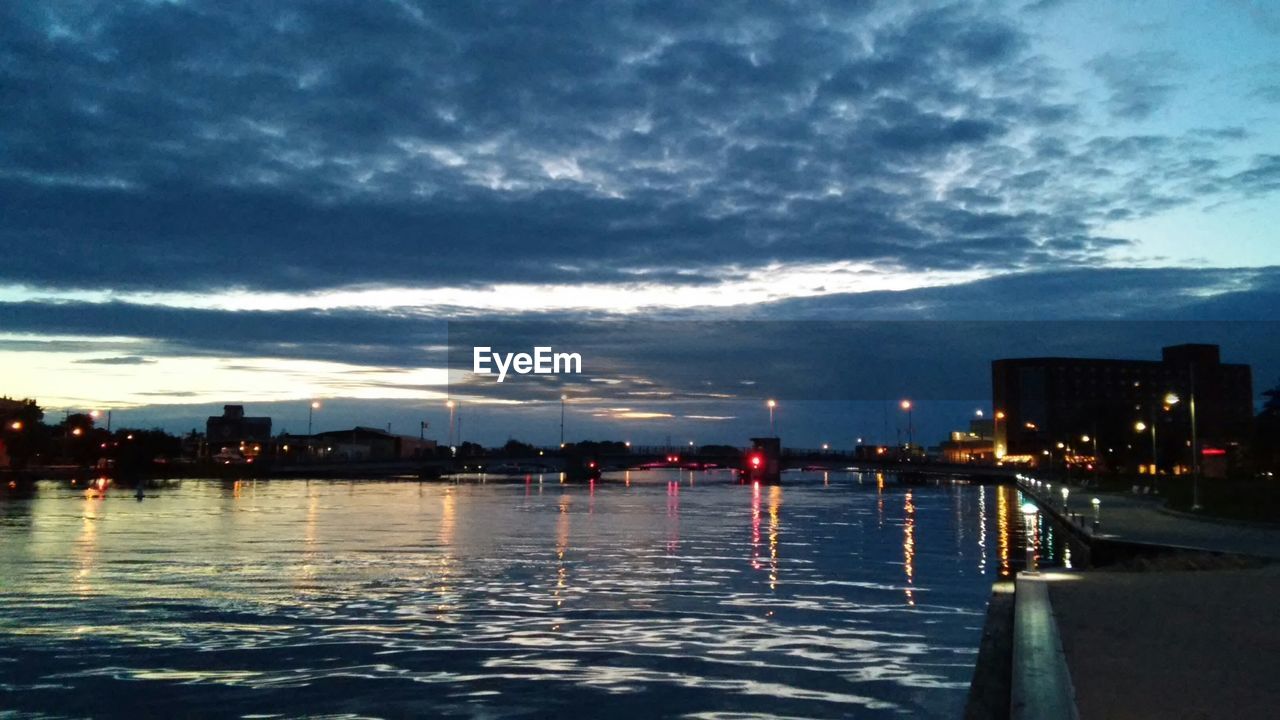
[
  {"left": 1135, "top": 421, "right": 1147, "bottom": 432},
  {"left": 900, "top": 399, "right": 914, "bottom": 448},
  {"left": 1165, "top": 393, "right": 1180, "bottom": 405},
  {"left": 9, "top": 421, "right": 20, "bottom": 431}
]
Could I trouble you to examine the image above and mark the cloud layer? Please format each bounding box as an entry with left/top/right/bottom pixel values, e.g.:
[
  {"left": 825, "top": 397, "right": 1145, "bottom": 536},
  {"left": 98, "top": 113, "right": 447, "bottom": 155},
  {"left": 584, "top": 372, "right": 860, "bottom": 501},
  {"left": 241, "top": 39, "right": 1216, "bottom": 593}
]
[{"left": 2, "top": 0, "right": 1275, "bottom": 297}]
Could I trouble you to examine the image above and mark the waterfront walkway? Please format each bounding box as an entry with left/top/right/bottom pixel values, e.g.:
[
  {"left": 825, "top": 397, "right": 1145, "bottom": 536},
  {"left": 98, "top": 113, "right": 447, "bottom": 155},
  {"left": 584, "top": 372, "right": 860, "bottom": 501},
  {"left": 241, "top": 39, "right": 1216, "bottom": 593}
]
[
  {"left": 1006, "top": 482, "right": 1280, "bottom": 718},
  {"left": 1045, "top": 566, "right": 1280, "bottom": 720},
  {"left": 1017, "top": 480, "right": 1280, "bottom": 560}
]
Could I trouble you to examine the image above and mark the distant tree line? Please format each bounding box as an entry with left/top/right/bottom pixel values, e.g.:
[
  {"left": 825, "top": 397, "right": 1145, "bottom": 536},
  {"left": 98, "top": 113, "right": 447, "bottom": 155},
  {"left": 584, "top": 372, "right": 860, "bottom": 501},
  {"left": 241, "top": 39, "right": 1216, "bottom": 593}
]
[{"left": 0, "top": 401, "right": 180, "bottom": 472}]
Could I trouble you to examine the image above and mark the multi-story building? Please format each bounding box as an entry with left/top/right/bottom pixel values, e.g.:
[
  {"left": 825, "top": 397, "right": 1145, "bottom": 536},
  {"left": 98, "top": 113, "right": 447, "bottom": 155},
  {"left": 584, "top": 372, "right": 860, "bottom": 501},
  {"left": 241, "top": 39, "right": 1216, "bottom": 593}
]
[
  {"left": 992, "top": 344, "right": 1253, "bottom": 475},
  {"left": 206, "top": 405, "right": 272, "bottom": 458}
]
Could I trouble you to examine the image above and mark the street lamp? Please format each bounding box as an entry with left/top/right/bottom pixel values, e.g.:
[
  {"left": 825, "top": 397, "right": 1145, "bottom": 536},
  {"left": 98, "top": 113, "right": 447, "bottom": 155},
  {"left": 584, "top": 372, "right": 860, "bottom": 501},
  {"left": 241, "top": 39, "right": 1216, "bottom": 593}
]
[
  {"left": 1061, "top": 486, "right": 1070, "bottom": 512},
  {"left": 1135, "top": 419, "right": 1159, "bottom": 484},
  {"left": 766, "top": 399, "right": 777, "bottom": 436},
  {"left": 900, "top": 399, "right": 913, "bottom": 449},
  {"left": 1164, "top": 391, "right": 1200, "bottom": 510},
  {"left": 1091, "top": 497, "right": 1101, "bottom": 533},
  {"left": 558, "top": 395, "right": 566, "bottom": 448},
  {"left": 8, "top": 421, "right": 21, "bottom": 431},
  {"left": 448, "top": 399, "right": 458, "bottom": 449},
  {"left": 1082, "top": 433, "right": 1099, "bottom": 484}
]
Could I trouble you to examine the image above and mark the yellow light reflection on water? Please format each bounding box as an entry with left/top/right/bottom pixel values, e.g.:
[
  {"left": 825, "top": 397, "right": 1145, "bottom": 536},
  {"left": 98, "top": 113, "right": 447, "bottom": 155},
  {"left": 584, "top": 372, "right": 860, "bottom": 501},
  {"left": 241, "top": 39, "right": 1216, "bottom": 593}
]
[
  {"left": 554, "top": 494, "right": 571, "bottom": 612},
  {"left": 903, "top": 491, "right": 915, "bottom": 606},
  {"left": 768, "top": 485, "right": 781, "bottom": 591},
  {"left": 977, "top": 486, "right": 988, "bottom": 574},
  {"left": 997, "top": 485, "right": 1011, "bottom": 577}
]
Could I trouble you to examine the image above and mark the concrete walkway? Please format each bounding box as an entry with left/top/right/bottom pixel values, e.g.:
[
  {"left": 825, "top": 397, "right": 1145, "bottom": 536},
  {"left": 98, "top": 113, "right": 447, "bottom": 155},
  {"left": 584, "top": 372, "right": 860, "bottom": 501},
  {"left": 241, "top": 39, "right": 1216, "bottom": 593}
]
[
  {"left": 1016, "top": 481, "right": 1280, "bottom": 560},
  {"left": 1047, "top": 566, "right": 1280, "bottom": 720}
]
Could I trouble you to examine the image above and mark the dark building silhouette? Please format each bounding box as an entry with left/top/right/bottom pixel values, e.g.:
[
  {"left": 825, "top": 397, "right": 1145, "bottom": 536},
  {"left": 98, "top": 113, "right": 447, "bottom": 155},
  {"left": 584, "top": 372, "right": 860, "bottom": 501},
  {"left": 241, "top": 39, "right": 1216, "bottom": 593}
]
[
  {"left": 993, "top": 344, "right": 1252, "bottom": 473},
  {"left": 308, "top": 427, "right": 437, "bottom": 461},
  {"left": 206, "top": 405, "right": 272, "bottom": 457}
]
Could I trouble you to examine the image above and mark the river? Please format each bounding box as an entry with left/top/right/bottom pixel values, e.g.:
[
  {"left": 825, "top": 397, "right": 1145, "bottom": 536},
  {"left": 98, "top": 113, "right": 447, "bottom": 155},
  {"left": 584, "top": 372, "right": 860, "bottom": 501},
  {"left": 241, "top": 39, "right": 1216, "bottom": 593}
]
[{"left": 0, "top": 470, "right": 1062, "bottom": 718}]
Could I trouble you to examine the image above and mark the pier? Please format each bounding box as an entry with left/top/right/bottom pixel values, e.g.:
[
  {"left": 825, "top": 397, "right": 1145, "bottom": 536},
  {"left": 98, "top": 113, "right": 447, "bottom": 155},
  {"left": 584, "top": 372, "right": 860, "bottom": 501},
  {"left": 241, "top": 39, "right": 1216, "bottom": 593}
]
[{"left": 968, "top": 475, "right": 1280, "bottom": 719}]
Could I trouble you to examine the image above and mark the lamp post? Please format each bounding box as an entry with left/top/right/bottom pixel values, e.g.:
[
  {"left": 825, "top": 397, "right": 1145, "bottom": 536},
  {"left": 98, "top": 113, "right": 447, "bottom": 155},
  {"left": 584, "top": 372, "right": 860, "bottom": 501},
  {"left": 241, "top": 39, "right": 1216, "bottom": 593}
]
[
  {"left": 900, "top": 400, "right": 913, "bottom": 449},
  {"left": 994, "top": 410, "right": 1006, "bottom": 459},
  {"left": 559, "top": 395, "right": 566, "bottom": 448},
  {"left": 1061, "top": 486, "right": 1070, "bottom": 513},
  {"left": 1091, "top": 497, "right": 1101, "bottom": 533},
  {"left": 445, "top": 399, "right": 456, "bottom": 449},
  {"left": 1165, "top": 391, "right": 1200, "bottom": 511},
  {"left": 767, "top": 399, "right": 777, "bottom": 437},
  {"left": 308, "top": 401, "right": 320, "bottom": 436},
  {"left": 1020, "top": 503, "right": 1039, "bottom": 574},
  {"left": 1081, "top": 433, "right": 1099, "bottom": 485},
  {"left": 1135, "top": 419, "right": 1158, "bottom": 490}
]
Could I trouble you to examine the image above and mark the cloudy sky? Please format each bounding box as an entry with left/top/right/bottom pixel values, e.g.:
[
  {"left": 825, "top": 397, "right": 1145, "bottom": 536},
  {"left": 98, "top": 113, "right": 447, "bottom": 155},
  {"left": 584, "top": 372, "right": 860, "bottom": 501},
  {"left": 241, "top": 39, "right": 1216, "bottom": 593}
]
[{"left": 2, "top": 0, "right": 1278, "bottom": 445}]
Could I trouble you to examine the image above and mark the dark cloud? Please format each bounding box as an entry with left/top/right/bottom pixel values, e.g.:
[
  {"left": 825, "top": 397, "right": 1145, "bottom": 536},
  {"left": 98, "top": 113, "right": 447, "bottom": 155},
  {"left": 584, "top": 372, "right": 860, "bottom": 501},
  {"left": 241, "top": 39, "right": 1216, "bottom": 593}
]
[
  {"left": 742, "top": 267, "right": 1280, "bottom": 322},
  {"left": 3, "top": 267, "right": 1278, "bottom": 373},
  {"left": 0, "top": 1, "right": 1269, "bottom": 295},
  {"left": 72, "top": 355, "right": 155, "bottom": 365},
  {"left": 1087, "top": 52, "right": 1180, "bottom": 120}
]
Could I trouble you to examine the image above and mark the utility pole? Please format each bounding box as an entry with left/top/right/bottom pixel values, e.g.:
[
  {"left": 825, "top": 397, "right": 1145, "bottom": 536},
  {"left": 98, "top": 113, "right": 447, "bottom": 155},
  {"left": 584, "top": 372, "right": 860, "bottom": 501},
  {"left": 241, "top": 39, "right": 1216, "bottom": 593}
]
[{"left": 1190, "top": 365, "right": 1201, "bottom": 511}]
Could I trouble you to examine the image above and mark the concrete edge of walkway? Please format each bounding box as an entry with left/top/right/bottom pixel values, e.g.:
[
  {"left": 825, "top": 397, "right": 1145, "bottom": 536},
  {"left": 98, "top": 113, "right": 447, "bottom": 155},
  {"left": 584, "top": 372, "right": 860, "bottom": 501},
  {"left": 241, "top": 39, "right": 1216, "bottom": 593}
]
[{"left": 1011, "top": 573, "right": 1079, "bottom": 720}]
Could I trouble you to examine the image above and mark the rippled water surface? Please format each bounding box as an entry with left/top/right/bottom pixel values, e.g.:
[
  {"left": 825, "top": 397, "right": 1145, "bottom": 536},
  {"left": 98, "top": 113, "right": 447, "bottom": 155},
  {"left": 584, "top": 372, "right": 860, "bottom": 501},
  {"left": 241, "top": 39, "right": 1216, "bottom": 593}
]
[{"left": 0, "top": 471, "right": 1052, "bottom": 718}]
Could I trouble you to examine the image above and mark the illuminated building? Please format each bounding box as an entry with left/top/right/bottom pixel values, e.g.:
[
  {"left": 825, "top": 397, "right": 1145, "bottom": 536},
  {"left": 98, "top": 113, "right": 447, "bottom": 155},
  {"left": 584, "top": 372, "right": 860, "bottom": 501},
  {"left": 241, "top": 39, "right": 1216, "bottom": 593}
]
[{"left": 993, "top": 344, "right": 1252, "bottom": 474}]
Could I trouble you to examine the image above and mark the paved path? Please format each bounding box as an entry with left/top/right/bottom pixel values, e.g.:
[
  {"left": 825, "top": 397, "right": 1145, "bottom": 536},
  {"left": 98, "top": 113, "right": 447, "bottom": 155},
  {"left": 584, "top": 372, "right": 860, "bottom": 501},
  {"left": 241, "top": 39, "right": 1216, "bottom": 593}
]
[
  {"left": 1016, "top": 481, "right": 1280, "bottom": 560},
  {"left": 1047, "top": 566, "right": 1280, "bottom": 720}
]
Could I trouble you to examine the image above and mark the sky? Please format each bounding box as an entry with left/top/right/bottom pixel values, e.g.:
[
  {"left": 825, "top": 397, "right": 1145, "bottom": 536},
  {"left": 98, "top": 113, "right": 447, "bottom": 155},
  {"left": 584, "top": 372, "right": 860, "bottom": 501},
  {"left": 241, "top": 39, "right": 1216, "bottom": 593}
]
[{"left": 1, "top": 0, "right": 1278, "bottom": 446}]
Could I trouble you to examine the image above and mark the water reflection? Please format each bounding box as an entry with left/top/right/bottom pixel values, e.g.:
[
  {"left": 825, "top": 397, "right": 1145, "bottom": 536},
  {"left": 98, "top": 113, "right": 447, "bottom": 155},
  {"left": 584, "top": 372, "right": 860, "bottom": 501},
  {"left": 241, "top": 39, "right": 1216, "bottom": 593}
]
[
  {"left": 768, "top": 485, "right": 780, "bottom": 591},
  {"left": 0, "top": 472, "right": 1062, "bottom": 719},
  {"left": 903, "top": 491, "right": 916, "bottom": 606},
  {"left": 997, "top": 484, "right": 1011, "bottom": 577},
  {"left": 977, "top": 486, "right": 987, "bottom": 575}
]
